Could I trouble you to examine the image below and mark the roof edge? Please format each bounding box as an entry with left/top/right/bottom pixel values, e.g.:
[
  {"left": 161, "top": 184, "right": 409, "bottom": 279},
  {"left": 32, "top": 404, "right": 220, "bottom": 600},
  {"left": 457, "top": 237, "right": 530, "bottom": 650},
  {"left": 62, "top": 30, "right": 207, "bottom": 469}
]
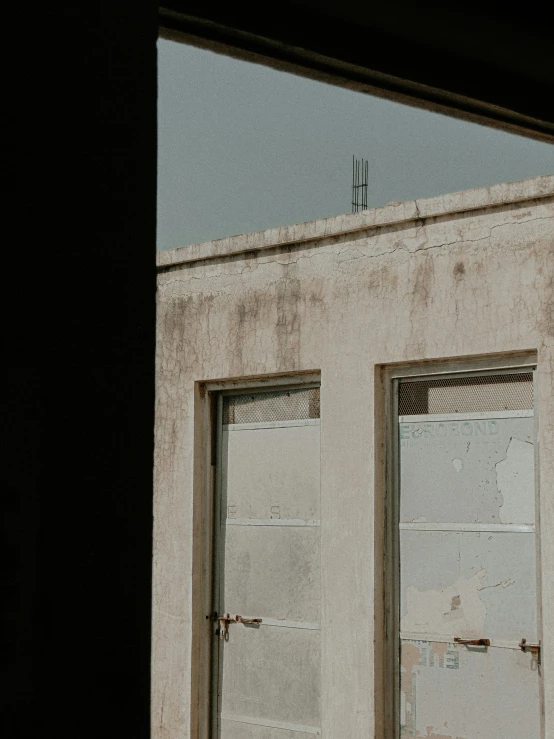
[{"left": 157, "top": 174, "right": 554, "bottom": 269}]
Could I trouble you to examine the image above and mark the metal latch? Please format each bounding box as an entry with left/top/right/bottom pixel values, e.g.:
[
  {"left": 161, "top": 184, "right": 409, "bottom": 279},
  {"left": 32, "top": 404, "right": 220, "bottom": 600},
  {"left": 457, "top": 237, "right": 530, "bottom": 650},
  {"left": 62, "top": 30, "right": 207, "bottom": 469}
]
[
  {"left": 519, "top": 638, "right": 541, "bottom": 661},
  {"left": 454, "top": 637, "right": 490, "bottom": 647},
  {"left": 235, "top": 615, "right": 263, "bottom": 625},
  {"left": 214, "top": 613, "right": 262, "bottom": 640}
]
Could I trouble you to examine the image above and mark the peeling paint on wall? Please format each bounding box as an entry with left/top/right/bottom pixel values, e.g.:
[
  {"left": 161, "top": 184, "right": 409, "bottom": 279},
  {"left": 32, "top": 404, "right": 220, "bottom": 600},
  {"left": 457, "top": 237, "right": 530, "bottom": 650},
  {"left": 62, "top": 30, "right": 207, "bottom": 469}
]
[
  {"left": 401, "top": 641, "right": 422, "bottom": 738},
  {"left": 401, "top": 641, "right": 463, "bottom": 739},
  {"left": 401, "top": 571, "right": 487, "bottom": 636},
  {"left": 452, "top": 458, "right": 463, "bottom": 472},
  {"left": 496, "top": 437, "right": 534, "bottom": 523}
]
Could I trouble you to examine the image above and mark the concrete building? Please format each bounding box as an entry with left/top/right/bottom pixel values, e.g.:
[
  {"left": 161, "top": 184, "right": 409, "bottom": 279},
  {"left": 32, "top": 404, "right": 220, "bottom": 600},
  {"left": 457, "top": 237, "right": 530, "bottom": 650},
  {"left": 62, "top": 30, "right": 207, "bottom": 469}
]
[{"left": 153, "top": 174, "right": 554, "bottom": 739}]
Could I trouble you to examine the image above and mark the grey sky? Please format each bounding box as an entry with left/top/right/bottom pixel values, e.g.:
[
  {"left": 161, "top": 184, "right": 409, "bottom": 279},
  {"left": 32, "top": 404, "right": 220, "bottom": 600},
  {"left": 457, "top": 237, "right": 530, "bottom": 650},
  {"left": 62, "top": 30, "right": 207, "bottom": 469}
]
[{"left": 158, "top": 39, "right": 554, "bottom": 252}]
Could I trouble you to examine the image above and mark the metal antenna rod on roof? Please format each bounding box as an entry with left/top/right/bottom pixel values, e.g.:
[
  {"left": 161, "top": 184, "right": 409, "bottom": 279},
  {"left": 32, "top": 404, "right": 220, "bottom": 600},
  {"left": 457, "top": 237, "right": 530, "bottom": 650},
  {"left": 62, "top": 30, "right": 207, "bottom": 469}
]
[{"left": 351, "top": 156, "right": 368, "bottom": 212}]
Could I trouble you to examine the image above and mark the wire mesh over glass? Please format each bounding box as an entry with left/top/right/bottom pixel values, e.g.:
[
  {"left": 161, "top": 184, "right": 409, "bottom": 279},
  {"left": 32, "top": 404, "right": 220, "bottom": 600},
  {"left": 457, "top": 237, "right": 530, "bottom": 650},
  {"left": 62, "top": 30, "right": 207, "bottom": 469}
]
[
  {"left": 223, "top": 387, "right": 320, "bottom": 424},
  {"left": 398, "top": 373, "right": 533, "bottom": 415}
]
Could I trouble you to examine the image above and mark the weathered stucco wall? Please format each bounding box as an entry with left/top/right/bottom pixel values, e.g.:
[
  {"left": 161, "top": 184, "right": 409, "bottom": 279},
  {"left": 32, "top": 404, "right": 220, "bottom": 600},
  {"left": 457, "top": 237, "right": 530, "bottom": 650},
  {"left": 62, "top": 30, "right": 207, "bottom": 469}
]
[{"left": 153, "top": 175, "right": 554, "bottom": 738}]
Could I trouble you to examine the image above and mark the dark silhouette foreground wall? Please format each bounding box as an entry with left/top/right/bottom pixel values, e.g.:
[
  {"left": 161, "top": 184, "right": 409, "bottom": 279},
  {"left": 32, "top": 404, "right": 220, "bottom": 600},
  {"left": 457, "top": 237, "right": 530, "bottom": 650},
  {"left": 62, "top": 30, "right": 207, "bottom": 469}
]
[
  {"left": 161, "top": 2, "right": 554, "bottom": 142},
  {"left": 4, "top": 4, "right": 157, "bottom": 738}
]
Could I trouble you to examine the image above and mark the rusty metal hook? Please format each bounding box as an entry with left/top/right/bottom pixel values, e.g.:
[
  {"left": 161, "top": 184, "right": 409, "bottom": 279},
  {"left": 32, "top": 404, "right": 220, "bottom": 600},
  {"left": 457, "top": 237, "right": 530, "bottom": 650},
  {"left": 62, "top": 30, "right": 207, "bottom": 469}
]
[
  {"left": 235, "top": 615, "right": 262, "bottom": 625},
  {"left": 216, "top": 613, "right": 233, "bottom": 640},
  {"left": 454, "top": 637, "right": 490, "bottom": 647},
  {"left": 214, "top": 613, "right": 262, "bottom": 640},
  {"left": 519, "top": 638, "right": 541, "bottom": 660}
]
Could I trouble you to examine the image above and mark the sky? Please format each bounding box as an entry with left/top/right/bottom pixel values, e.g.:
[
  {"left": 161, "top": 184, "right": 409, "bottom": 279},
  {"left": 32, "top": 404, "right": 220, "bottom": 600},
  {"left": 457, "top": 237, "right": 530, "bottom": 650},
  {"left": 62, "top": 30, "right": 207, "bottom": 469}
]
[{"left": 158, "top": 39, "right": 554, "bottom": 252}]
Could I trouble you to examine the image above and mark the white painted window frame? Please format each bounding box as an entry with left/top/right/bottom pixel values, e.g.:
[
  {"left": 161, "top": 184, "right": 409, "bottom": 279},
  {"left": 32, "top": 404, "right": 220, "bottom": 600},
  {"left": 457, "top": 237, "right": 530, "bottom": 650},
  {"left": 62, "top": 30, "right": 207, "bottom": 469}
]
[
  {"left": 192, "top": 371, "right": 321, "bottom": 739},
  {"left": 380, "top": 352, "right": 542, "bottom": 739}
]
